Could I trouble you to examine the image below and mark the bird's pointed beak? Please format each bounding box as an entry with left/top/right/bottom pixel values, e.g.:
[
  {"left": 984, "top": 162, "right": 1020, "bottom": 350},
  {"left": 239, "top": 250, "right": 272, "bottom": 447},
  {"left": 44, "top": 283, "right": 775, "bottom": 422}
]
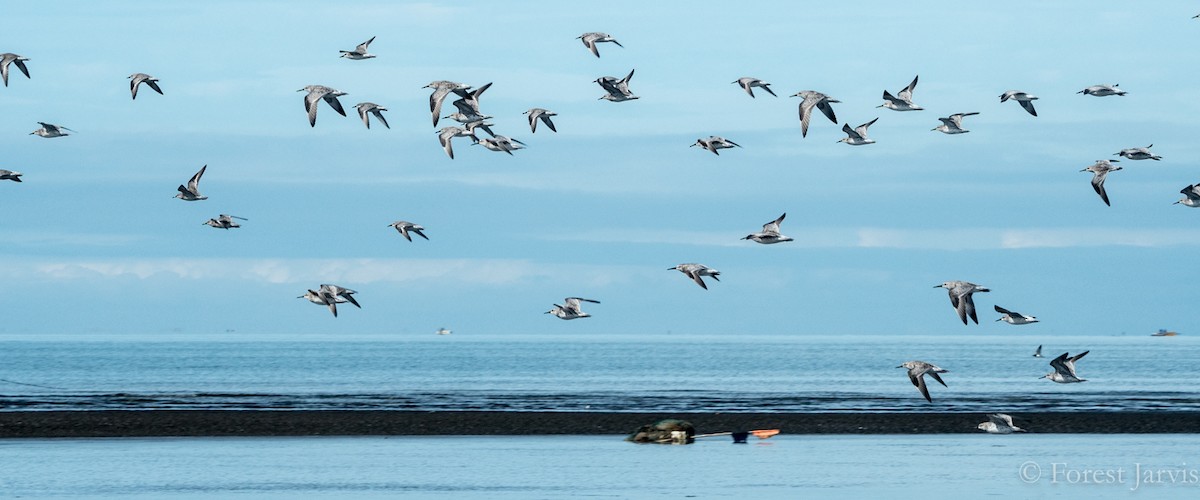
[{"left": 995, "top": 318, "right": 1002, "bottom": 322}]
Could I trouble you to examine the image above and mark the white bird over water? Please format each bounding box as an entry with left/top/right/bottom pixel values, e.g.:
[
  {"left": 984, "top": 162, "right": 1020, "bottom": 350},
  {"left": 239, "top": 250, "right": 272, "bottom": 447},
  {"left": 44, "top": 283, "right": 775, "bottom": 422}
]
[
  {"left": 1033, "top": 345, "right": 1044, "bottom": 358},
  {"left": 994, "top": 305, "right": 1038, "bottom": 325},
  {"left": 524, "top": 108, "right": 557, "bottom": 133},
  {"left": 932, "top": 112, "right": 979, "bottom": 134},
  {"left": 670, "top": 263, "right": 720, "bottom": 290},
  {"left": 0, "top": 169, "right": 22, "bottom": 182},
  {"left": 791, "top": 90, "right": 839, "bottom": 138},
  {"left": 1000, "top": 90, "right": 1039, "bottom": 117},
  {"left": 319, "top": 284, "right": 361, "bottom": 309},
  {"left": 978, "top": 414, "right": 1025, "bottom": 434},
  {"left": 1175, "top": 182, "right": 1200, "bottom": 207},
  {"left": 838, "top": 118, "right": 878, "bottom": 146},
  {"left": 1081, "top": 159, "right": 1122, "bottom": 206},
  {"left": 742, "top": 213, "right": 792, "bottom": 244},
  {"left": 577, "top": 32, "right": 622, "bottom": 58},
  {"left": 128, "top": 73, "right": 163, "bottom": 100},
  {"left": 476, "top": 136, "right": 526, "bottom": 155},
  {"left": 596, "top": 69, "right": 637, "bottom": 101},
  {"left": 546, "top": 297, "right": 600, "bottom": 320},
  {"left": 424, "top": 81, "right": 471, "bottom": 127},
  {"left": 935, "top": 281, "right": 990, "bottom": 325},
  {"left": 436, "top": 126, "right": 476, "bottom": 159},
  {"left": 339, "top": 36, "right": 376, "bottom": 60},
  {"left": 0, "top": 53, "right": 30, "bottom": 87},
  {"left": 1114, "top": 144, "right": 1160, "bottom": 161},
  {"left": 879, "top": 75, "right": 922, "bottom": 111},
  {"left": 174, "top": 165, "right": 208, "bottom": 201},
  {"left": 203, "top": 214, "right": 246, "bottom": 229},
  {"left": 1078, "top": 84, "right": 1126, "bottom": 97},
  {"left": 298, "top": 85, "right": 347, "bottom": 127},
  {"left": 298, "top": 288, "right": 343, "bottom": 317},
  {"left": 389, "top": 220, "right": 428, "bottom": 242},
  {"left": 30, "top": 122, "right": 74, "bottom": 138},
  {"left": 897, "top": 361, "right": 948, "bottom": 403},
  {"left": 354, "top": 102, "right": 390, "bottom": 129},
  {"left": 1042, "top": 351, "right": 1089, "bottom": 383},
  {"left": 733, "top": 77, "right": 777, "bottom": 98},
  {"left": 691, "top": 136, "right": 741, "bottom": 155}
]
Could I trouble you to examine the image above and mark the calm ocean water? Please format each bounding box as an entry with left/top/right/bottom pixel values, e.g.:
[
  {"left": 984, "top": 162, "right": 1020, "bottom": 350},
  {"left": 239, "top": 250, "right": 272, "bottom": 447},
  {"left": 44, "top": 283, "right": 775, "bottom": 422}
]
[{"left": 1, "top": 333, "right": 1197, "bottom": 413}]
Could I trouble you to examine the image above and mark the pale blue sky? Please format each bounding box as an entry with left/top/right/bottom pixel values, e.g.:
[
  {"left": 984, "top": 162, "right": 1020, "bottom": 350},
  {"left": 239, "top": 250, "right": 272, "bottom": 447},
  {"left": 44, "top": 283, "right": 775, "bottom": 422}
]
[{"left": 2, "top": 1, "right": 1198, "bottom": 335}]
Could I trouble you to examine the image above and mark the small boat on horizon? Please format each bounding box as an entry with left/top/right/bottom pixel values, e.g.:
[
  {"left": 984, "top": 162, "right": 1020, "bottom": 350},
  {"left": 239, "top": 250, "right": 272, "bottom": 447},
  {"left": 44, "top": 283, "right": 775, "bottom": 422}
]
[
  {"left": 1152, "top": 329, "right": 1180, "bottom": 337},
  {"left": 436, "top": 327, "right": 452, "bottom": 335}
]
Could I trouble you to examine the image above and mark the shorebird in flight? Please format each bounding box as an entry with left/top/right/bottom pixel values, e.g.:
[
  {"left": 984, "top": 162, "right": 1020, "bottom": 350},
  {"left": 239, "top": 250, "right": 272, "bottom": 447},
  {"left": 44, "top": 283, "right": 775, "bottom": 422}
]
[
  {"left": 742, "top": 213, "right": 792, "bottom": 244},
  {"left": 879, "top": 75, "right": 922, "bottom": 111},
  {"left": 935, "top": 281, "right": 990, "bottom": 325},
  {"left": 897, "top": 361, "right": 948, "bottom": 403},
  {"left": 0, "top": 53, "right": 30, "bottom": 87},
  {"left": 476, "top": 136, "right": 525, "bottom": 155},
  {"left": 577, "top": 32, "right": 622, "bottom": 58},
  {"left": 791, "top": 90, "right": 839, "bottom": 137},
  {"left": 596, "top": 69, "right": 637, "bottom": 101},
  {"left": 425, "top": 81, "right": 471, "bottom": 127},
  {"left": 339, "top": 36, "right": 376, "bottom": 59},
  {"left": 0, "top": 169, "right": 22, "bottom": 182},
  {"left": 30, "top": 122, "right": 73, "bottom": 138},
  {"left": 670, "top": 263, "right": 720, "bottom": 290},
  {"left": 437, "top": 126, "right": 476, "bottom": 159},
  {"left": 1033, "top": 345, "right": 1044, "bottom": 358},
  {"left": 1078, "top": 84, "right": 1126, "bottom": 96},
  {"left": 1114, "top": 144, "right": 1160, "bottom": 161},
  {"left": 838, "top": 118, "right": 878, "bottom": 146},
  {"left": 1000, "top": 90, "right": 1038, "bottom": 117},
  {"left": 203, "top": 214, "right": 246, "bottom": 229},
  {"left": 298, "top": 85, "right": 347, "bottom": 127},
  {"left": 978, "top": 413, "right": 1025, "bottom": 434},
  {"left": 1041, "top": 351, "right": 1089, "bottom": 383},
  {"left": 319, "top": 284, "right": 361, "bottom": 309},
  {"left": 1081, "top": 159, "right": 1122, "bottom": 206},
  {"left": 450, "top": 82, "right": 492, "bottom": 117},
  {"left": 174, "top": 165, "right": 208, "bottom": 201},
  {"left": 691, "top": 136, "right": 741, "bottom": 155},
  {"left": 128, "top": 73, "right": 163, "bottom": 100},
  {"left": 546, "top": 297, "right": 600, "bottom": 320},
  {"left": 733, "top": 77, "right": 777, "bottom": 98},
  {"left": 299, "top": 288, "right": 343, "bottom": 317},
  {"left": 389, "top": 220, "right": 428, "bottom": 242},
  {"left": 1176, "top": 182, "right": 1200, "bottom": 207},
  {"left": 994, "top": 305, "right": 1038, "bottom": 325},
  {"left": 355, "top": 102, "right": 390, "bottom": 129},
  {"left": 524, "top": 108, "right": 558, "bottom": 133},
  {"left": 932, "top": 112, "right": 979, "bottom": 134}
]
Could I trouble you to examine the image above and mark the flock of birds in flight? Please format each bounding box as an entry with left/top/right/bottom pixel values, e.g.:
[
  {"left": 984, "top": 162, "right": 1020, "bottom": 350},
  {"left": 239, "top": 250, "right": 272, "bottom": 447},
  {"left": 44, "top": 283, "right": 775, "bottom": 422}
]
[{"left": 2, "top": 18, "right": 1194, "bottom": 418}]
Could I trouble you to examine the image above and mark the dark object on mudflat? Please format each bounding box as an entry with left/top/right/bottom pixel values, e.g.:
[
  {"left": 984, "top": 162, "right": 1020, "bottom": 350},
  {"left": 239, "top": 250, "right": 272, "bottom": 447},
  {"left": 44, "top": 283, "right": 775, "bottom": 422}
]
[{"left": 627, "top": 419, "right": 695, "bottom": 444}]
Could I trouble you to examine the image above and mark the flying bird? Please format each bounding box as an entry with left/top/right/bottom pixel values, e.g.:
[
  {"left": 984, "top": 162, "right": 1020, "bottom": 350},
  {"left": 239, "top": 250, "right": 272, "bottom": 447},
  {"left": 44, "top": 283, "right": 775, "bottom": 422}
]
[
  {"left": 30, "top": 122, "right": 74, "bottom": 138},
  {"left": 319, "top": 284, "right": 361, "bottom": 309},
  {"left": 424, "top": 81, "right": 471, "bottom": 127},
  {"left": 436, "top": 126, "right": 476, "bottom": 159},
  {"left": 791, "top": 91, "right": 839, "bottom": 137},
  {"left": 546, "top": 297, "right": 600, "bottom": 320},
  {"left": 476, "top": 135, "right": 526, "bottom": 155},
  {"left": 932, "top": 112, "right": 979, "bottom": 134},
  {"left": 1041, "top": 351, "right": 1089, "bottom": 383},
  {"left": 1114, "top": 144, "right": 1160, "bottom": 161},
  {"left": 577, "top": 32, "right": 623, "bottom": 58},
  {"left": 1078, "top": 84, "right": 1126, "bottom": 96},
  {"left": 450, "top": 82, "right": 492, "bottom": 117},
  {"left": 879, "top": 75, "right": 922, "bottom": 111},
  {"left": 339, "top": 36, "right": 376, "bottom": 60},
  {"left": 897, "top": 361, "right": 948, "bottom": 403},
  {"left": 994, "top": 305, "right": 1038, "bottom": 325},
  {"left": 297, "top": 85, "right": 347, "bottom": 127},
  {"left": 174, "top": 165, "right": 208, "bottom": 201},
  {"left": 299, "top": 288, "right": 343, "bottom": 317},
  {"left": 838, "top": 118, "right": 879, "bottom": 146},
  {"left": 1033, "top": 345, "right": 1043, "bottom": 358},
  {"left": 1000, "top": 90, "right": 1038, "bottom": 117},
  {"left": 389, "top": 220, "right": 428, "bottom": 242},
  {"left": 128, "top": 73, "right": 163, "bottom": 100},
  {"left": 0, "top": 53, "right": 30, "bottom": 87},
  {"left": 355, "top": 102, "right": 390, "bottom": 129},
  {"left": 596, "top": 69, "right": 637, "bottom": 101},
  {"left": 690, "top": 136, "right": 741, "bottom": 155},
  {"left": 977, "top": 413, "right": 1025, "bottom": 434},
  {"left": 203, "top": 214, "right": 247, "bottom": 229},
  {"left": 524, "top": 108, "right": 558, "bottom": 133},
  {"left": 733, "top": 77, "right": 777, "bottom": 98},
  {"left": 1081, "top": 159, "right": 1122, "bottom": 206},
  {"left": 669, "top": 263, "right": 720, "bottom": 290},
  {"left": 935, "top": 281, "right": 990, "bottom": 325},
  {"left": 1175, "top": 182, "right": 1200, "bottom": 207},
  {"left": 742, "top": 213, "right": 792, "bottom": 244},
  {"left": 0, "top": 169, "right": 22, "bottom": 182}
]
